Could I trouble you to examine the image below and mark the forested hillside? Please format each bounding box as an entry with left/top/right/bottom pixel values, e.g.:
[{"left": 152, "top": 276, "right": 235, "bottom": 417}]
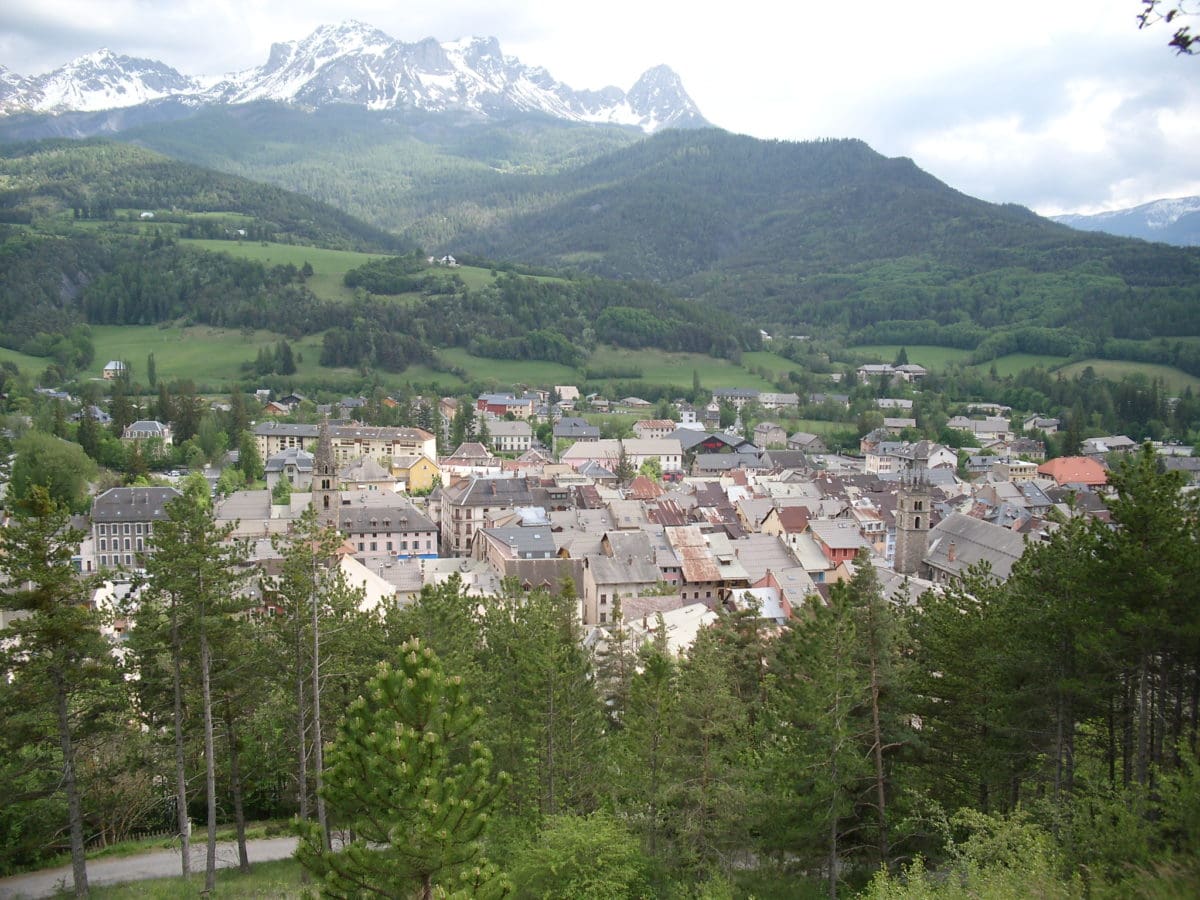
[
  {"left": 5, "top": 121, "right": 1200, "bottom": 379},
  {"left": 0, "top": 139, "right": 406, "bottom": 251},
  {"left": 116, "top": 103, "right": 643, "bottom": 245},
  {"left": 90, "top": 109, "right": 1200, "bottom": 366}
]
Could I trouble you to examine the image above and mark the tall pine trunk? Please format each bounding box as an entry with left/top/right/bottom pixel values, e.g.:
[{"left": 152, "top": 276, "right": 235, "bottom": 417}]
[
  {"left": 225, "top": 702, "right": 250, "bottom": 873},
  {"left": 171, "top": 601, "right": 190, "bottom": 877},
  {"left": 295, "top": 622, "right": 308, "bottom": 822},
  {"left": 54, "top": 671, "right": 88, "bottom": 898},
  {"left": 200, "top": 622, "right": 217, "bottom": 893},
  {"left": 312, "top": 575, "right": 329, "bottom": 851}
]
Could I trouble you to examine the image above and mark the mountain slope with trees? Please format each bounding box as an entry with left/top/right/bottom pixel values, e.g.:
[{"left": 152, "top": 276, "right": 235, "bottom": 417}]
[
  {"left": 68, "top": 111, "right": 1200, "bottom": 361},
  {"left": 0, "top": 138, "right": 406, "bottom": 252}
]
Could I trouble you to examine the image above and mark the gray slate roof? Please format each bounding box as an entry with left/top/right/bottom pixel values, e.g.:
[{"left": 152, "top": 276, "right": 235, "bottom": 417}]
[
  {"left": 91, "top": 487, "right": 181, "bottom": 523},
  {"left": 925, "top": 513, "right": 1028, "bottom": 581}
]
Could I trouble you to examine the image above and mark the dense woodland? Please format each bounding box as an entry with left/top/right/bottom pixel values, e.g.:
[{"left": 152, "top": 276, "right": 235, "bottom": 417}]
[{"left": 1, "top": 448, "right": 1198, "bottom": 897}]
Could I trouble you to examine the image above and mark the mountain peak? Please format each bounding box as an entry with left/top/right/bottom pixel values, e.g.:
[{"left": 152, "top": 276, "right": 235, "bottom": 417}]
[
  {"left": 626, "top": 64, "right": 706, "bottom": 131},
  {"left": 0, "top": 23, "right": 709, "bottom": 132}
]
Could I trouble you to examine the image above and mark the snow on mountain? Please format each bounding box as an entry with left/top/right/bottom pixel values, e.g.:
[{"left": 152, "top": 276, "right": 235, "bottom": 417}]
[
  {"left": 1053, "top": 196, "right": 1200, "bottom": 247},
  {"left": 0, "top": 21, "right": 706, "bottom": 133},
  {"left": 1, "top": 50, "right": 200, "bottom": 115}
]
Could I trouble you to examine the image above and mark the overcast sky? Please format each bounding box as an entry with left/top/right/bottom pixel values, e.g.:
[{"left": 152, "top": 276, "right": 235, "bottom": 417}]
[{"left": 2, "top": 0, "right": 1198, "bottom": 215}]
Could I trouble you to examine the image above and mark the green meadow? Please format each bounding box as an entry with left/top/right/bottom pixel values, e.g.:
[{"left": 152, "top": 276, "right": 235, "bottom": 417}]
[
  {"left": 587, "top": 347, "right": 779, "bottom": 390},
  {"left": 969, "top": 353, "right": 1070, "bottom": 377},
  {"left": 1057, "top": 359, "right": 1200, "bottom": 394},
  {"left": 181, "top": 240, "right": 379, "bottom": 303},
  {"left": 85, "top": 325, "right": 333, "bottom": 387},
  {"left": 180, "top": 240, "right": 502, "bottom": 303},
  {"left": 741, "top": 350, "right": 802, "bottom": 380},
  {"left": 849, "top": 344, "right": 974, "bottom": 369},
  {"left": 0, "top": 343, "right": 53, "bottom": 372}
]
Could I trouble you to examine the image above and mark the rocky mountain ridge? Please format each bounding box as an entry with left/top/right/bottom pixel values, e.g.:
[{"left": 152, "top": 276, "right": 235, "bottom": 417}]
[{"left": 0, "top": 20, "right": 707, "bottom": 133}]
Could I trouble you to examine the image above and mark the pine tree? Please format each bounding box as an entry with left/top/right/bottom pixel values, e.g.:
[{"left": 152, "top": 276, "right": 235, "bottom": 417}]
[
  {"left": 0, "top": 487, "right": 118, "bottom": 897},
  {"left": 146, "top": 352, "right": 157, "bottom": 388},
  {"left": 109, "top": 377, "right": 133, "bottom": 438},
  {"left": 481, "top": 585, "right": 606, "bottom": 821},
  {"left": 296, "top": 639, "right": 510, "bottom": 899},
  {"left": 667, "top": 627, "right": 749, "bottom": 879},
  {"left": 276, "top": 340, "right": 297, "bottom": 376},
  {"left": 144, "top": 485, "right": 250, "bottom": 892},
  {"left": 766, "top": 585, "right": 870, "bottom": 898},
  {"left": 267, "top": 508, "right": 372, "bottom": 841},
  {"left": 76, "top": 406, "right": 101, "bottom": 460},
  {"left": 615, "top": 625, "right": 677, "bottom": 859}
]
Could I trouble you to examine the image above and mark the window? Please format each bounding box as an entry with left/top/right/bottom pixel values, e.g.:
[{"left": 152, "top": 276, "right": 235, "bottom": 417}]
[
  {"left": 124, "top": 554, "right": 131, "bottom": 565},
  {"left": 98, "top": 524, "right": 107, "bottom": 536},
  {"left": 135, "top": 523, "right": 143, "bottom": 535},
  {"left": 358, "top": 543, "right": 364, "bottom": 552},
  {"left": 123, "top": 524, "right": 131, "bottom": 535},
  {"left": 401, "top": 541, "right": 408, "bottom": 550},
  {"left": 599, "top": 613, "right": 607, "bottom": 624},
  {"left": 370, "top": 542, "right": 377, "bottom": 552},
  {"left": 99, "top": 539, "right": 107, "bottom": 551},
  {"left": 136, "top": 539, "right": 143, "bottom": 552},
  {"left": 386, "top": 542, "right": 393, "bottom": 551},
  {"left": 100, "top": 555, "right": 107, "bottom": 567},
  {"left": 124, "top": 539, "right": 131, "bottom": 551}
]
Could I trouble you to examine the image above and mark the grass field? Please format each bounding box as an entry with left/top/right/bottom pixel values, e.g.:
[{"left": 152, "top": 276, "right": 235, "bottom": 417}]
[
  {"left": 741, "top": 350, "right": 801, "bottom": 380},
  {"left": 970, "top": 353, "right": 1069, "bottom": 377},
  {"left": 849, "top": 344, "right": 974, "bottom": 369},
  {"left": 180, "top": 240, "right": 502, "bottom": 304},
  {"left": 1057, "top": 359, "right": 1200, "bottom": 394},
  {"left": 85, "top": 325, "right": 342, "bottom": 388},
  {"left": 182, "top": 240, "right": 379, "bottom": 303},
  {"left": 436, "top": 347, "right": 580, "bottom": 388},
  {"left": 588, "top": 347, "right": 779, "bottom": 390},
  {"left": 0, "top": 343, "right": 51, "bottom": 372}
]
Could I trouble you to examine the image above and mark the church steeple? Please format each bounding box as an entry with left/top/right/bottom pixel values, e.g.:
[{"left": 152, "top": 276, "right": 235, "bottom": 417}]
[
  {"left": 312, "top": 417, "right": 339, "bottom": 526},
  {"left": 894, "top": 472, "right": 931, "bottom": 576}
]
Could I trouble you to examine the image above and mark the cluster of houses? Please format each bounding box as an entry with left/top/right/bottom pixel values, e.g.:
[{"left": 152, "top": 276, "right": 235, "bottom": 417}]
[{"left": 60, "top": 375, "right": 1186, "bottom": 656}]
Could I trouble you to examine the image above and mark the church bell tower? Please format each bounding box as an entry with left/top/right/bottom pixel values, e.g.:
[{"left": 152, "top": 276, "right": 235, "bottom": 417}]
[
  {"left": 893, "top": 473, "right": 931, "bottom": 576},
  {"left": 312, "top": 418, "right": 339, "bottom": 527}
]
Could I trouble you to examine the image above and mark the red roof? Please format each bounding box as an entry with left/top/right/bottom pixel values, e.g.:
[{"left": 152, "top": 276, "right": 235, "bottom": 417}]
[
  {"left": 776, "top": 506, "right": 811, "bottom": 533},
  {"left": 1037, "top": 456, "right": 1107, "bottom": 486}
]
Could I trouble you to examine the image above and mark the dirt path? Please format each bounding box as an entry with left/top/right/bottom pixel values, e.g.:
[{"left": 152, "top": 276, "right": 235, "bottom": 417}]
[{"left": 0, "top": 836, "right": 299, "bottom": 899}]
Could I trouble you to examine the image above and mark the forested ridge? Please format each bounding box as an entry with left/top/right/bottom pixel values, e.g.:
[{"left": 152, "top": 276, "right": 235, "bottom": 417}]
[
  {"left": 83, "top": 107, "right": 1200, "bottom": 366},
  {"left": 2, "top": 449, "right": 1198, "bottom": 897},
  {"left": 0, "top": 139, "right": 406, "bottom": 252},
  {"left": 6, "top": 125, "right": 1200, "bottom": 375},
  {"left": 0, "top": 227, "right": 756, "bottom": 374}
]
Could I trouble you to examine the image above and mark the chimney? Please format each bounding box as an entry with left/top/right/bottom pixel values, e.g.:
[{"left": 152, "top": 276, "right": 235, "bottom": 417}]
[{"left": 947, "top": 541, "right": 957, "bottom": 562}]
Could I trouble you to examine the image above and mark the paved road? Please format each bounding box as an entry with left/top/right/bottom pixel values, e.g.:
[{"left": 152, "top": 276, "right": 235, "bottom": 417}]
[{"left": 0, "top": 836, "right": 299, "bottom": 899}]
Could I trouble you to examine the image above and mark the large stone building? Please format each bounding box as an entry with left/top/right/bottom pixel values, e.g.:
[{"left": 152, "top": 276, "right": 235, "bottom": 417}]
[
  {"left": 252, "top": 422, "right": 436, "bottom": 464},
  {"left": 91, "top": 486, "right": 181, "bottom": 570}
]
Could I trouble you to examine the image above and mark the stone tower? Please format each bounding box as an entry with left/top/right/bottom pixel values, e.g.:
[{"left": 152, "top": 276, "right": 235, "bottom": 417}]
[
  {"left": 893, "top": 472, "right": 931, "bottom": 576},
  {"left": 312, "top": 417, "right": 339, "bottom": 526}
]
